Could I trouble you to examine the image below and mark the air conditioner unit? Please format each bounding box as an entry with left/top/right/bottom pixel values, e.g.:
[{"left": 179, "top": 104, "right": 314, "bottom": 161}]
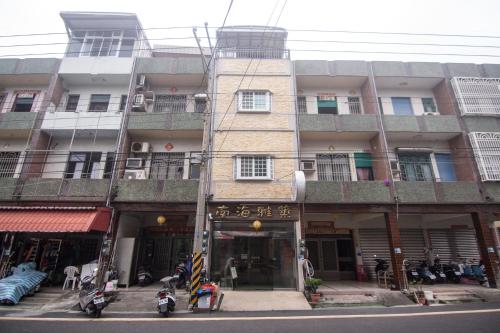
[
  {"left": 125, "top": 158, "right": 145, "bottom": 169},
  {"left": 389, "top": 159, "right": 401, "bottom": 181},
  {"left": 190, "top": 152, "right": 203, "bottom": 164},
  {"left": 131, "top": 142, "right": 150, "bottom": 153},
  {"left": 132, "top": 94, "right": 146, "bottom": 111},
  {"left": 136, "top": 75, "right": 147, "bottom": 90},
  {"left": 300, "top": 160, "right": 316, "bottom": 172},
  {"left": 124, "top": 169, "right": 148, "bottom": 180}
]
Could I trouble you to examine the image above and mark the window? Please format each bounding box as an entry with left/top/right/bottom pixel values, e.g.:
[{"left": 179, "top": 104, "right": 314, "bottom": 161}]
[
  {"left": 354, "top": 152, "right": 374, "bottom": 181},
  {"left": 469, "top": 132, "right": 500, "bottom": 181},
  {"left": 154, "top": 95, "right": 187, "bottom": 113},
  {"left": 422, "top": 98, "right": 437, "bottom": 114},
  {"left": 398, "top": 153, "right": 434, "bottom": 181},
  {"left": 392, "top": 97, "right": 414, "bottom": 115},
  {"left": 12, "top": 93, "right": 35, "bottom": 112},
  {"left": 103, "top": 152, "right": 115, "bottom": 179},
  {"left": 189, "top": 152, "right": 202, "bottom": 179},
  {"left": 316, "top": 154, "right": 351, "bottom": 181},
  {"left": 65, "top": 152, "right": 102, "bottom": 179},
  {"left": 68, "top": 30, "right": 137, "bottom": 58},
  {"left": 119, "top": 95, "right": 128, "bottom": 112},
  {"left": 235, "top": 156, "right": 273, "bottom": 180},
  {"left": 0, "top": 152, "right": 20, "bottom": 178},
  {"left": 435, "top": 153, "right": 457, "bottom": 181},
  {"left": 65, "top": 95, "right": 80, "bottom": 112},
  {"left": 195, "top": 99, "right": 207, "bottom": 113},
  {"left": 88, "top": 94, "right": 110, "bottom": 112},
  {"left": 348, "top": 96, "right": 362, "bottom": 114},
  {"left": 451, "top": 77, "right": 500, "bottom": 115},
  {"left": 238, "top": 91, "right": 271, "bottom": 112},
  {"left": 317, "top": 95, "right": 338, "bottom": 114},
  {"left": 150, "top": 152, "right": 185, "bottom": 180},
  {"left": 297, "top": 96, "right": 307, "bottom": 114}
]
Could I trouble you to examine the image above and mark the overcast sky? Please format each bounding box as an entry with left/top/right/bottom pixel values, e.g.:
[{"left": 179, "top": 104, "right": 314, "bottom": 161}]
[{"left": 1, "top": 0, "right": 500, "bottom": 64}]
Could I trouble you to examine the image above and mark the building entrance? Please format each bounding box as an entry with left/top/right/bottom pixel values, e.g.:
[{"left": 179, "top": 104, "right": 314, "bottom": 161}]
[
  {"left": 306, "top": 235, "right": 356, "bottom": 280},
  {"left": 211, "top": 221, "right": 296, "bottom": 290}
]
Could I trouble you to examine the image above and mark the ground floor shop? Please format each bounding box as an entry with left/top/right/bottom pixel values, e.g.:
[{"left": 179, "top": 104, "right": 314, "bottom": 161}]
[{"left": 114, "top": 211, "right": 195, "bottom": 287}]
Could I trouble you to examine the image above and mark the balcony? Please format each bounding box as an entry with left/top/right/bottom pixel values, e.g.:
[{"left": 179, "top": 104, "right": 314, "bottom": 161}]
[
  {"left": 0, "top": 178, "right": 17, "bottom": 200},
  {"left": 0, "top": 112, "right": 37, "bottom": 133},
  {"left": 394, "top": 181, "right": 483, "bottom": 203},
  {"left": 299, "top": 114, "right": 379, "bottom": 136},
  {"left": 17, "top": 178, "right": 110, "bottom": 202},
  {"left": 136, "top": 57, "right": 205, "bottom": 75},
  {"left": 127, "top": 112, "right": 204, "bottom": 132},
  {"left": 41, "top": 111, "right": 123, "bottom": 134},
  {"left": 305, "top": 181, "right": 392, "bottom": 203},
  {"left": 114, "top": 179, "right": 199, "bottom": 202},
  {"left": 0, "top": 58, "right": 59, "bottom": 75},
  {"left": 383, "top": 115, "right": 461, "bottom": 140},
  {"left": 216, "top": 48, "right": 290, "bottom": 59},
  {"left": 58, "top": 57, "right": 133, "bottom": 85}
]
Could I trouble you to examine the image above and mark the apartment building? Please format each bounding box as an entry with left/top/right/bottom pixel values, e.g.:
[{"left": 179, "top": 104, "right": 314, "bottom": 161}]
[{"left": 0, "top": 12, "right": 498, "bottom": 291}]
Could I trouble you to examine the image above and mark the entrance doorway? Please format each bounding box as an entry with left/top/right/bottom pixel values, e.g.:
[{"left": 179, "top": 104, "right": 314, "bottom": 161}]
[
  {"left": 211, "top": 221, "right": 296, "bottom": 290},
  {"left": 306, "top": 236, "right": 355, "bottom": 280}
]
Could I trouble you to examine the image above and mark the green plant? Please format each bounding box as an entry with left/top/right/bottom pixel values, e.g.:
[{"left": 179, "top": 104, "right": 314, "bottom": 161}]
[{"left": 304, "top": 277, "right": 322, "bottom": 293}]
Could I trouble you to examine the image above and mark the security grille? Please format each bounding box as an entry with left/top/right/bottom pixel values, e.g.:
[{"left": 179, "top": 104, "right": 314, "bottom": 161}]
[
  {"left": 358, "top": 229, "right": 391, "bottom": 280},
  {"left": 451, "top": 77, "right": 500, "bottom": 115},
  {"left": 469, "top": 132, "right": 500, "bottom": 181},
  {"left": 398, "top": 153, "right": 434, "bottom": 181},
  {"left": 0, "top": 152, "right": 20, "bottom": 178},
  {"left": 297, "top": 96, "right": 307, "bottom": 114},
  {"left": 316, "top": 154, "right": 351, "bottom": 181},
  {"left": 150, "top": 152, "right": 185, "bottom": 180},
  {"left": 153, "top": 95, "right": 187, "bottom": 113},
  {"left": 347, "top": 96, "right": 362, "bottom": 114},
  {"left": 428, "top": 228, "right": 480, "bottom": 263},
  {"left": 400, "top": 229, "right": 427, "bottom": 264}
]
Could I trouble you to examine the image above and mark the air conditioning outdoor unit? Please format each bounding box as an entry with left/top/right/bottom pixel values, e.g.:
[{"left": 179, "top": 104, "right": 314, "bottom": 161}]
[
  {"left": 389, "top": 159, "right": 401, "bottom": 181},
  {"left": 125, "top": 158, "right": 145, "bottom": 169},
  {"left": 131, "top": 142, "right": 150, "bottom": 153},
  {"left": 300, "top": 160, "right": 316, "bottom": 172},
  {"left": 190, "top": 152, "right": 203, "bottom": 164},
  {"left": 132, "top": 94, "right": 146, "bottom": 111},
  {"left": 124, "top": 169, "right": 148, "bottom": 180},
  {"left": 136, "top": 75, "right": 147, "bottom": 90}
]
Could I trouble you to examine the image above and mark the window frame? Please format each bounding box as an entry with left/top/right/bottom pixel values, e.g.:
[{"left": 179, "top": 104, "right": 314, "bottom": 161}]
[
  {"left": 235, "top": 155, "right": 273, "bottom": 180},
  {"left": 88, "top": 94, "right": 111, "bottom": 112},
  {"left": 422, "top": 97, "right": 438, "bottom": 114},
  {"left": 398, "top": 152, "right": 435, "bottom": 182},
  {"left": 0, "top": 152, "right": 21, "bottom": 178},
  {"left": 64, "top": 152, "right": 102, "bottom": 179},
  {"left": 68, "top": 30, "right": 137, "bottom": 58},
  {"left": 237, "top": 90, "right": 271, "bottom": 112},
  {"left": 12, "top": 93, "right": 36, "bottom": 112},
  {"left": 65, "top": 94, "right": 80, "bottom": 112}
]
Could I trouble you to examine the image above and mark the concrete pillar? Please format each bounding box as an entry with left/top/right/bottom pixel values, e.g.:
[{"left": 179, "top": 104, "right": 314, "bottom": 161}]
[
  {"left": 384, "top": 211, "right": 405, "bottom": 289},
  {"left": 471, "top": 212, "right": 498, "bottom": 288}
]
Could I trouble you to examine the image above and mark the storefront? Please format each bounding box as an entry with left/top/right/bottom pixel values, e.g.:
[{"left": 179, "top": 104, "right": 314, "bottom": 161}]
[{"left": 209, "top": 203, "right": 299, "bottom": 290}]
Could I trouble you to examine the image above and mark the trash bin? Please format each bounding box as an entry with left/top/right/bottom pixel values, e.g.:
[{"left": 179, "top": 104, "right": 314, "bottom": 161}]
[{"left": 197, "top": 283, "right": 216, "bottom": 309}]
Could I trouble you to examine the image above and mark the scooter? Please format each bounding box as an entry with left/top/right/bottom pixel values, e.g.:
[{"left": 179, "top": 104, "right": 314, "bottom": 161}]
[
  {"left": 374, "top": 257, "right": 389, "bottom": 276},
  {"left": 137, "top": 266, "right": 153, "bottom": 286},
  {"left": 79, "top": 270, "right": 107, "bottom": 318},
  {"left": 444, "top": 261, "right": 462, "bottom": 283},
  {"left": 405, "top": 260, "right": 422, "bottom": 284},
  {"left": 430, "top": 258, "right": 447, "bottom": 283},
  {"left": 174, "top": 261, "right": 191, "bottom": 290},
  {"left": 417, "top": 260, "right": 436, "bottom": 284},
  {"left": 156, "top": 275, "right": 178, "bottom": 317}
]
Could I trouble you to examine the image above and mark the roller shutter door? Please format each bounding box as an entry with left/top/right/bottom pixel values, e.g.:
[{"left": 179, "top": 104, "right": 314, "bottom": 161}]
[
  {"left": 400, "top": 229, "right": 427, "bottom": 265},
  {"left": 358, "top": 229, "right": 391, "bottom": 280},
  {"left": 428, "top": 228, "right": 480, "bottom": 263}
]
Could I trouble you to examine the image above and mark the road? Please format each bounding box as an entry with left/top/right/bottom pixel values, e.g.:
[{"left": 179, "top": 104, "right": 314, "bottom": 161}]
[{"left": 1, "top": 302, "right": 500, "bottom": 333}]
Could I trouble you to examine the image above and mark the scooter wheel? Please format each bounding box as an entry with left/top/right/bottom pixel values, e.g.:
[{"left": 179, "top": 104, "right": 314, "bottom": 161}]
[
  {"left": 160, "top": 309, "right": 169, "bottom": 317},
  {"left": 94, "top": 309, "right": 102, "bottom": 318}
]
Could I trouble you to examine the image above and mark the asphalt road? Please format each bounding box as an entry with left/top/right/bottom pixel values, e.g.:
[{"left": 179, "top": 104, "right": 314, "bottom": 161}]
[{"left": 1, "top": 302, "right": 500, "bottom": 333}]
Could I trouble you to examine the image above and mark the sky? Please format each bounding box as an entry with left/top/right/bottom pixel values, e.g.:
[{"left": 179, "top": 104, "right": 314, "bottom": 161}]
[{"left": 1, "top": 0, "right": 500, "bottom": 64}]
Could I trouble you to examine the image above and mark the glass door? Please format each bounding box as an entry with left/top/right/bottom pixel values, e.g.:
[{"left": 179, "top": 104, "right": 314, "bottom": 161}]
[{"left": 305, "top": 237, "right": 355, "bottom": 280}]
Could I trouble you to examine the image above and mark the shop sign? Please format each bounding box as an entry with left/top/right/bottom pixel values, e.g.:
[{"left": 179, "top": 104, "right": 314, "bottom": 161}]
[
  {"left": 211, "top": 203, "right": 298, "bottom": 221},
  {"left": 306, "top": 221, "right": 350, "bottom": 235}
]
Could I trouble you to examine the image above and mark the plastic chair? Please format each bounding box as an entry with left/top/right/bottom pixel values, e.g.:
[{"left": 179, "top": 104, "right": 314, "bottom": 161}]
[{"left": 62, "top": 266, "right": 79, "bottom": 290}]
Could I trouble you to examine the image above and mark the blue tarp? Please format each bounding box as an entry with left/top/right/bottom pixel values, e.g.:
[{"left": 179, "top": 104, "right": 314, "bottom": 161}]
[{"left": 0, "top": 263, "right": 47, "bottom": 304}]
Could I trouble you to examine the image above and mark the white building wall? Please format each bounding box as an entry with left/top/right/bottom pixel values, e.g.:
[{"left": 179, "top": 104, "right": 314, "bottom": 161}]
[{"left": 377, "top": 88, "right": 436, "bottom": 115}]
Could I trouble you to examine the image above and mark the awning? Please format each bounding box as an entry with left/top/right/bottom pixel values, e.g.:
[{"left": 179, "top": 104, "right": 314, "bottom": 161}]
[{"left": 0, "top": 207, "right": 111, "bottom": 233}]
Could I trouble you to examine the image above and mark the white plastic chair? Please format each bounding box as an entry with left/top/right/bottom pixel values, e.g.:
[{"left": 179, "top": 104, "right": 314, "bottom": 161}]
[{"left": 62, "top": 266, "right": 80, "bottom": 290}]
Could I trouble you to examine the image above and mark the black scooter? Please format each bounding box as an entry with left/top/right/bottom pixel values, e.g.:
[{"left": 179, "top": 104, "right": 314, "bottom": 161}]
[
  {"left": 405, "top": 260, "right": 422, "bottom": 284},
  {"left": 430, "top": 258, "right": 447, "bottom": 283}
]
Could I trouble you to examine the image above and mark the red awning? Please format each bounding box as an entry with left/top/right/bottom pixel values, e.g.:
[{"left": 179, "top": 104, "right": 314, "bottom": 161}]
[{"left": 0, "top": 207, "right": 111, "bottom": 233}]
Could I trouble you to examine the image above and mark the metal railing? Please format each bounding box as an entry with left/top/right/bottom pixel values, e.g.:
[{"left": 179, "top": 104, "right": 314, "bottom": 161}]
[
  {"left": 297, "top": 96, "right": 307, "bottom": 114},
  {"left": 153, "top": 95, "right": 187, "bottom": 113},
  {"left": 469, "top": 132, "right": 500, "bottom": 181},
  {"left": 0, "top": 152, "right": 20, "bottom": 178},
  {"left": 316, "top": 154, "right": 352, "bottom": 181},
  {"left": 451, "top": 77, "right": 500, "bottom": 115},
  {"left": 216, "top": 47, "right": 290, "bottom": 59},
  {"left": 347, "top": 97, "right": 362, "bottom": 114}
]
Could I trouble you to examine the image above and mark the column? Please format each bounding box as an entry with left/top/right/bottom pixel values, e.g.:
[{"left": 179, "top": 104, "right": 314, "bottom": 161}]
[
  {"left": 471, "top": 212, "right": 498, "bottom": 288},
  {"left": 384, "top": 211, "right": 404, "bottom": 289}
]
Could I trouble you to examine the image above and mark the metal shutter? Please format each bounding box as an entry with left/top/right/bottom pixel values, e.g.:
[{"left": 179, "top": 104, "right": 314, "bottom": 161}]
[
  {"left": 429, "top": 228, "right": 480, "bottom": 263},
  {"left": 400, "top": 229, "right": 427, "bottom": 264},
  {"left": 359, "top": 229, "right": 391, "bottom": 280}
]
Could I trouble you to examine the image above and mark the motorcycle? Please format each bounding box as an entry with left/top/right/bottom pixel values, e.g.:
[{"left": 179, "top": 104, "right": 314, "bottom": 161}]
[
  {"left": 137, "top": 266, "right": 153, "bottom": 286},
  {"left": 430, "top": 258, "right": 447, "bottom": 283},
  {"left": 417, "top": 260, "right": 436, "bottom": 284},
  {"left": 79, "top": 270, "right": 107, "bottom": 318},
  {"left": 156, "top": 275, "right": 178, "bottom": 317},
  {"left": 374, "top": 257, "right": 389, "bottom": 276},
  {"left": 404, "top": 260, "right": 421, "bottom": 284}
]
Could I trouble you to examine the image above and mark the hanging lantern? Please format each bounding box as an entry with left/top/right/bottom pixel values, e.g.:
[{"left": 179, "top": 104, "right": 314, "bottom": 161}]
[
  {"left": 157, "top": 215, "right": 167, "bottom": 225},
  {"left": 252, "top": 220, "right": 262, "bottom": 231}
]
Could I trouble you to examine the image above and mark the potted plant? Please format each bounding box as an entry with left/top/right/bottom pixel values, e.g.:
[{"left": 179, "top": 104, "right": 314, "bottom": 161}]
[{"left": 304, "top": 278, "right": 322, "bottom": 305}]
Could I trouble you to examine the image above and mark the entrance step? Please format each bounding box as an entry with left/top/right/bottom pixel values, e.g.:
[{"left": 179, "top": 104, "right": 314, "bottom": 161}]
[
  {"left": 432, "top": 291, "right": 484, "bottom": 304},
  {"left": 318, "top": 294, "right": 381, "bottom": 307}
]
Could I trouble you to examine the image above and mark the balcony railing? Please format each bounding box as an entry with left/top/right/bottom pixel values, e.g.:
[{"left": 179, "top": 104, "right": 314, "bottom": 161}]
[
  {"left": 469, "top": 132, "right": 500, "bottom": 181},
  {"left": 451, "top": 77, "right": 500, "bottom": 115},
  {"left": 216, "top": 47, "right": 290, "bottom": 59}
]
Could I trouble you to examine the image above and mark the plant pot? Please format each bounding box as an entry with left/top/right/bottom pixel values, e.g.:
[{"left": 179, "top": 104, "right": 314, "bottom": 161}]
[{"left": 310, "top": 293, "right": 321, "bottom": 305}]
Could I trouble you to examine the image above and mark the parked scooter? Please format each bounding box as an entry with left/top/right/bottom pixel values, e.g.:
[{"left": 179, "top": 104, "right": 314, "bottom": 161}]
[
  {"left": 374, "top": 256, "right": 389, "bottom": 276},
  {"left": 156, "top": 275, "right": 178, "bottom": 317},
  {"left": 137, "top": 266, "right": 153, "bottom": 286},
  {"left": 443, "top": 260, "right": 462, "bottom": 283},
  {"left": 417, "top": 260, "right": 436, "bottom": 284},
  {"left": 404, "top": 260, "right": 422, "bottom": 284},
  {"left": 79, "top": 269, "right": 107, "bottom": 318},
  {"left": 430, "top": 258, "right": 447, "bottom": 283}
]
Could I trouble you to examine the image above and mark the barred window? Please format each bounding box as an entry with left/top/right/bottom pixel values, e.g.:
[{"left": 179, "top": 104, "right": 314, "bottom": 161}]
[
  {"left": 235, "top": 156, "right": 273, "bottom": 180},
  {"left": 65, "top": 152, "right": 102, "bottom": 179},
  {"left": 348, "top": 96, "right": 362, "bottom": 114},
  {"left": 469, "top": 132, "right": 500, "bottom": 181},
  {"left": 398, "top": 153, "right": 434, "bottom": 181},
  {"left": 154, "top": 95, "right": 187, "bottom": 113},
  {"left": 316, "top": 154, "right": 351, "bottom": 181},
  {"left": 0, "top": 152, "right": 20, "bottom": 178},
  {"left": 238, "top": 91, "right": 271, "bottom": 112},
  {"left": 150, "top": 152, "right": 185, "bottom": 180},
  {"left": 297, "top": 96, "right": 307, "bottom": 114}
]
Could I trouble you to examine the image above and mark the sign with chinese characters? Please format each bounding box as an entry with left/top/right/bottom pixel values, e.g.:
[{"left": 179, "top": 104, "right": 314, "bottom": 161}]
[
  {"left": 305, "top": 221, "right": 350, "bottom": 235},
  {"left": 210, "top": 203, "right": 299, "bottom": 221}
]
